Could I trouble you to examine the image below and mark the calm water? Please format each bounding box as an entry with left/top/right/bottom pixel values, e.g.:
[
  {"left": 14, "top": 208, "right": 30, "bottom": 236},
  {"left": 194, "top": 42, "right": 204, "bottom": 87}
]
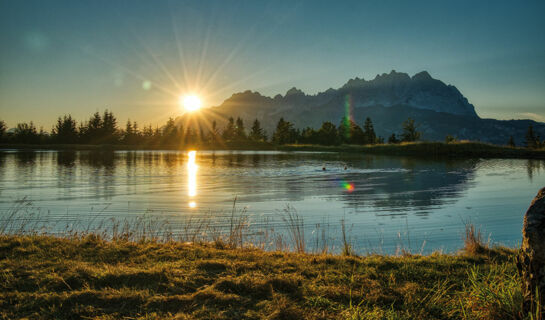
[{"left": 0, "top": 150, "right": 543, "bottom": 254}]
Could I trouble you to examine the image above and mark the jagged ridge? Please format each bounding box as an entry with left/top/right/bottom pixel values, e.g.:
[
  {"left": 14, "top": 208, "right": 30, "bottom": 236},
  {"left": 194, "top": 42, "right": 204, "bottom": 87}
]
[{"left": 177, "top": 71, "right": 544, "bottom": 145}]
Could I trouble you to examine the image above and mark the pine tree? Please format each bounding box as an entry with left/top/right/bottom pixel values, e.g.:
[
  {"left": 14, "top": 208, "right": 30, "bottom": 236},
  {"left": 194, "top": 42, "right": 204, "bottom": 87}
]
[
  {"left": 77, "top": 121, "right": 87, "bottom": 142},
  {"left": 208, "top": 120, "right": 220, "bottom": 144},
  {"left": 234, "top": 117, "right": 246, "bottom": 141},
  {"left": 339, "top": 117, "right": 364, "bottom": 144},
  {"left": 222, "top": 117, "right": 236, "bottom": 141},
  {"left": 85, "top": 112, "right": 103, "bottom": 143},
  {"left": 125, "top": 120, "right": 133, "bottom": 134},
  {"left": 52, "top": 115, "right": 78, "bottom": 144},
  {"left": 101, "top": 110, "right": 118, "bottom": 143},
  {"left": 0, "top": 120, "right": 6, "bottom": 143},
  {"left": 338, "top": 117, "right": 350, "bottom": 144},
  {"left": 363, "top": 117, "right": 376, "bottom": 144},
  {"left": 123, "top": 120, "right": 134, "bottom": 144},
  {"left": 249, "top": 119, "right": 266, "bottom": 141},
  {"left": 143, "top": 125, "right": 153, "bottom": 144},
  {"left": 133, "top": 121, "right": 139, "bottom": 139},
  {"left": 162, "top": 118, "right": 179, "bottom": 145},
  {"left": 525, "top": 124, "right": 538, "bottom": 148},
  {"left": 508, "top": 136, "right": 515, "bottom": 147},
  {"left": 300, "top": 127, "right": 317, "bottom": 144},
  {"left": 272, "top": 118, "right": 297, "bottom": 145}
]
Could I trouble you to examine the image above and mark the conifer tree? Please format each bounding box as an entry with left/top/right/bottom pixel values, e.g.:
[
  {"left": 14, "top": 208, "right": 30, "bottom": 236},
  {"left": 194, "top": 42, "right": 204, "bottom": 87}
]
[
  {"left": 52, "top": 115, "right": 78, "bottom": 143},
  {"left": 249, "top": 119, "right": 266, "bottom": 141},
  {"left": 0, "top": 120, "right": 6, "bottom": 142},
  {"left": 508, "top": 136, "right": 515, "bottom": 147},
  {"left": 339, "top": 117, "right": 364, "bottom": 144},
  {"left": 208, "top": 120, "right": 220, "bottom": 143},
  {"left": 363, "top": 117, "right": 377, "bottom": 144},
  {"left": 272, "top": 118, "right": 297, "bottom": 145},
  {"left": 101, "top": 110, "right": 118, "bottom": 143},
  {"left": 235, "top": 117, "right": 246, "bottom": 140},
  {"left": 525, "top": 124, "right": 538, "bottom": 148},
  {"left": 222, "top": 117, "right": 236, "bottom": 141}
]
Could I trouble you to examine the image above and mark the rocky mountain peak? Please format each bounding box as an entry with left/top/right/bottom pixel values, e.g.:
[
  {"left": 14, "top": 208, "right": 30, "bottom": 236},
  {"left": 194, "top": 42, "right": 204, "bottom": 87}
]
[
  {"left": 342, "top": 77, "right": 367, "bottom": 89},
  {"left": 372, "top": 70, "right": 411, "bottom": 82},
  {"left": 411, "top": 71, "right": 433, "bottom": 81},
  {"left": 213, "top": 70, "right": 478, "bottom": 126},
  {"left": 285, "top": 87, "right": 305, "bottom": 97}
]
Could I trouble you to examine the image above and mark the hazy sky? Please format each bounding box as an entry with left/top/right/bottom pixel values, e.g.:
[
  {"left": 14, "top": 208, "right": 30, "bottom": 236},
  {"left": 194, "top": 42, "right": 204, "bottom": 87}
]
[{"left": 1, "top": 0, "right": 545, "bottom": 129}]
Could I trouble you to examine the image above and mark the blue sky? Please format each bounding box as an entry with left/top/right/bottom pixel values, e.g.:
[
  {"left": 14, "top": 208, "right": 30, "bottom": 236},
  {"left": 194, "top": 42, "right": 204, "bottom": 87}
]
[{"left": 1, "top": 0, "right": 545, "bottom": 128}]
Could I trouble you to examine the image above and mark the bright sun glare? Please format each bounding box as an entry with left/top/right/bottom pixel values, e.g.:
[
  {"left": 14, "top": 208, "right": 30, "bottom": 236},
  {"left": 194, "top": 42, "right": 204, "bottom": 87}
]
[{"left": 181, "top": 95, "right": 202, "bottom": 112}]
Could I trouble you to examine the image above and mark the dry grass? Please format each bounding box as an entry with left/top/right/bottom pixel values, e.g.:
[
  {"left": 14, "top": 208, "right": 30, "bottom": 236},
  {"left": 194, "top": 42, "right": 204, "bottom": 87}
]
[
  {"left": 0, "top": 201, "right": 534, "bottom": 319},
  {"left": 281, "top": 206, "right": 305, "bottom": 254},
  {"left": 0, "top": 234, "right": 527, "bottom": 319},
  {"left": 463, "top": 223, "right": 489, "bottom": 255}
]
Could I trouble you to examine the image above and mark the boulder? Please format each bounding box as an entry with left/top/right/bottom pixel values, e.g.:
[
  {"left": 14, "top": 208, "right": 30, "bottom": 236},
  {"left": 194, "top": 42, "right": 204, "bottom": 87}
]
[{"left": 517, "top": 187, "right": 545, "bottom": 316}]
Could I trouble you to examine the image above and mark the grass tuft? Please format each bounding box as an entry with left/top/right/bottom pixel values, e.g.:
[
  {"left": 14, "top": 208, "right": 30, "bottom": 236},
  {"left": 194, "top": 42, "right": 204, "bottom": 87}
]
[{"left": 463, "top": 223, "right": 489, "bottom": 255}]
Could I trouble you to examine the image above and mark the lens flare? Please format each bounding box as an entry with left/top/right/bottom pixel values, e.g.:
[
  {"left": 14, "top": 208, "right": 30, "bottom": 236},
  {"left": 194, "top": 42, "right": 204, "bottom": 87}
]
[
  {"left": 342, "top": 181, "right": 355, "bottom": 193},
  {"left": 342, "top": 94, "right": 353, "bottom": 140}
]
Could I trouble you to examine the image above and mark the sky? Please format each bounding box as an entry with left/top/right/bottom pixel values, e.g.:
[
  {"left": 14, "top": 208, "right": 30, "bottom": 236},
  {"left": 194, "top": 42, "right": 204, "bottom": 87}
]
[{"left": 1, "top": 0, "right": 545, "bottom": 129}]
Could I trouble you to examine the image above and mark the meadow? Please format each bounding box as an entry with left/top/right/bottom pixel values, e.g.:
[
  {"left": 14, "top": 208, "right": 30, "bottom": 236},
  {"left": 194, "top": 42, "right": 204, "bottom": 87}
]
[{"left": 0, "top": 207, "right": 534, "bottom": 320}]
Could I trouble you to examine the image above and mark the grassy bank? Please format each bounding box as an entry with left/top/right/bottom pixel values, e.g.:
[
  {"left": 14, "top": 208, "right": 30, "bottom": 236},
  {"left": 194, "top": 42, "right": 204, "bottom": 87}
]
[
  {"left": 0, "top": 234, "right": 527, "bottom": 320},
  {"left": 2, "top": 141, "right": 545, "bottom": 159},
  {"left": 279, "top": 142, "right": 545, "bottom": 159}
]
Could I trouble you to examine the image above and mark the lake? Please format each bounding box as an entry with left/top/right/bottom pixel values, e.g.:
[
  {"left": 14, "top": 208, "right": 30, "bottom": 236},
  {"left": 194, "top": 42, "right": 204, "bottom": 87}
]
[{"left": 0, "top": 150, "right": 543, "bottom": 254}]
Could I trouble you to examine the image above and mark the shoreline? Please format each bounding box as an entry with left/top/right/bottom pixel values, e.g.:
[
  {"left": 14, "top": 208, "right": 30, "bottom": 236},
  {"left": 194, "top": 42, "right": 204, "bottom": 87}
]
[{"left": 1, "top": 141, "right": 545, "bottom": 159}]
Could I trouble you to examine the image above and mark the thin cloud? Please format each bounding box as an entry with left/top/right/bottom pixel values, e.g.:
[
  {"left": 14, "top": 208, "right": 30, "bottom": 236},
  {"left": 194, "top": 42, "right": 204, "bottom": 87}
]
[{"left": 518, "top": 112, "right": 545, "bottom": 122}]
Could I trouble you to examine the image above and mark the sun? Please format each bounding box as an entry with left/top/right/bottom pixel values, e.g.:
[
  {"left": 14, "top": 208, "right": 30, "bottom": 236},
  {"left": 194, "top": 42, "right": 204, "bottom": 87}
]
[{"left": 180, "top": 95, "right": 202, "bottom": 112}]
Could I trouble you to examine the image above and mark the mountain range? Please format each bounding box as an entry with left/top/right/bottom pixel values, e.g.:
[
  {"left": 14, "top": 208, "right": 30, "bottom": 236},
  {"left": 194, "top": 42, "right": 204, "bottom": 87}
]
[{"left": 182, "top": 70, "right": 544, "bottom": 145}]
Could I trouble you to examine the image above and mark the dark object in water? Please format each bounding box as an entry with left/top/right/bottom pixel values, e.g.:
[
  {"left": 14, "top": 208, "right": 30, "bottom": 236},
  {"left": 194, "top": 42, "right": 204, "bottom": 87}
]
[
  {"left": 344, "top": 165, "right": 347, "bottom": 170},
  {"left": 322, "top": 167, "right": 326, "bottom": 171}
]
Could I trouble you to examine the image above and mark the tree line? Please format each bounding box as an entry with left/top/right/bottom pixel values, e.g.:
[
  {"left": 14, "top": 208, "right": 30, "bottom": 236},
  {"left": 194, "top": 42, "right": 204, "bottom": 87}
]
[
  {"left": 0, "top": 111, "right": 419, "bottom": 147},
  {"left": 270, "top": 116, "right": 420, "bottom": 146},
  {"left": 0, "top": 110, "right": 542, "bottom": 148}
]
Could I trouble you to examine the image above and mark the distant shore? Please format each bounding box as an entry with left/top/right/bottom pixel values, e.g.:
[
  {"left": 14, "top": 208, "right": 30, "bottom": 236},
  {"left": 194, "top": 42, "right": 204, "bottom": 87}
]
[
  {"left": 1, "top": 141, "right": 545, "bottom": 159},
  {"left": 280, "top": 142, "right": 545, "bottom": 159}
]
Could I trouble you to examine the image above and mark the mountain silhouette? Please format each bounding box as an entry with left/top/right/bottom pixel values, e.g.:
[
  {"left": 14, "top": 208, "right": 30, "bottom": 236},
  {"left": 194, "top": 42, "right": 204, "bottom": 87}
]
[{"left": 180, "top": 71, "right": 544, "bottom": 145}]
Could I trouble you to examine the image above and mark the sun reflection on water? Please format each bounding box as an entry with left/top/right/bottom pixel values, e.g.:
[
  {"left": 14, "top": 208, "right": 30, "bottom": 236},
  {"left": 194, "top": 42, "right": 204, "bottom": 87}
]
[{"left": 187, "top": 150, "right": 197, "bottom": 208}]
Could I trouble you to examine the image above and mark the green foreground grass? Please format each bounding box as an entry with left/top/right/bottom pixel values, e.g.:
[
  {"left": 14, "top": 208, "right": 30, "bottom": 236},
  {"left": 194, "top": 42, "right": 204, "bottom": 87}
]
[
  {"left": 2, "top": 141, "right": 545, "bottom": 159},
  {"left": 0, "top": 235, "right": 528, "bottom": 320}
]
